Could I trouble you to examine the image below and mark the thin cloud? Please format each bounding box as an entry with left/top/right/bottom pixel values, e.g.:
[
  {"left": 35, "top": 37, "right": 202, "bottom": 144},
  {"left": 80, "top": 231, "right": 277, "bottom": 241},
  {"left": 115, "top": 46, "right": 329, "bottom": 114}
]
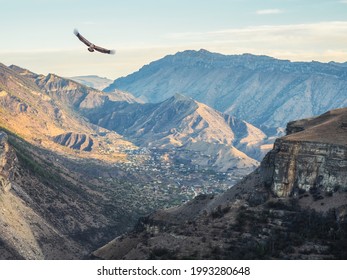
[
  {"left": 167, "top": 21, "right": 347, "bottom": 40},
  {"left": 165, "top": 21, "right": 347, "bottom": 63},
  {"left": 256, "top": 9, "right": 283, "bottom": 15}
]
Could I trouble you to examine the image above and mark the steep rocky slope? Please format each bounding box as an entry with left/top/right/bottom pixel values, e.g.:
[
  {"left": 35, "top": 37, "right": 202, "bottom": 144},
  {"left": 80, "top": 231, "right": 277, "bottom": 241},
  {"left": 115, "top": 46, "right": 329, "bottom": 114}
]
[
  {"left": 0, "top": 63, "right": 134, "bottom": 162},
  {"left": 0, "top": 132, "right": 84, "bottom": 259},
  {"left": 105, "top": 50, "right": 347, "bottom": 133},
  {"left": 92, "top": 108, "right": 347, "bottom": 260}
]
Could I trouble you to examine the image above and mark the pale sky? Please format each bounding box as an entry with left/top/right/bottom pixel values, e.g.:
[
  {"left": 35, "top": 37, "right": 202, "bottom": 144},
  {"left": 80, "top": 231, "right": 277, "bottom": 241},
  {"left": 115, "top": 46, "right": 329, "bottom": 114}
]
[{"left": 1, "top": 0, "right": 347, "bottom": 79}]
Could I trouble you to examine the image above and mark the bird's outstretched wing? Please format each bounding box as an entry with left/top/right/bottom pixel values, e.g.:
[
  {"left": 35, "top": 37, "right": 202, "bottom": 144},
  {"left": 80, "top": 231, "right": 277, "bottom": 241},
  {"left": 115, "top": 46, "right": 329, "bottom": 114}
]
[
  {"left": 73, "top": 28, "right": 115, "bottom": 55},
  {"left": 73, "top": 29, "right": 92, "bottom": 47},
  {"left": 94, "top": 45, "right": 115, "bottom": 55}
]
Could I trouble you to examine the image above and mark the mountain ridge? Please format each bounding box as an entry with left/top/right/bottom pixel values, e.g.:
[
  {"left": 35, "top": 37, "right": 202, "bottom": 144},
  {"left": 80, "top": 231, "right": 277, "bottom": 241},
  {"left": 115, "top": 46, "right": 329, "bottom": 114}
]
[{"left": 105, "top": 50, "right": 347, "bottom": 132}]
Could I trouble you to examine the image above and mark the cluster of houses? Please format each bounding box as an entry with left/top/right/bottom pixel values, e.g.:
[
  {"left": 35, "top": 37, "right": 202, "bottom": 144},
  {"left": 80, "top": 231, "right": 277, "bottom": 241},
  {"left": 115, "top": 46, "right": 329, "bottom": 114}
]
[{"left": 111, "top": 147, "right": 244, "bottom": 208}]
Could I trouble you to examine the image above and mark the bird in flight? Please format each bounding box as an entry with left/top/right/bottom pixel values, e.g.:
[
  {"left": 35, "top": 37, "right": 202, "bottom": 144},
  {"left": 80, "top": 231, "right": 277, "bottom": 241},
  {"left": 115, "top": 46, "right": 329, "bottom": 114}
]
[{"left": 73, "top": 29, "right": 115, "bottom": 55}]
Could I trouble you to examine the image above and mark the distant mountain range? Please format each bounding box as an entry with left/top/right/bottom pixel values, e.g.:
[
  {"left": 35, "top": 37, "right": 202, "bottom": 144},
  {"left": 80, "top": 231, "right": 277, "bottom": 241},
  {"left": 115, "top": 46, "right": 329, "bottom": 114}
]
[
  {"left": 105, "top": 49, "right": 347, "bottom": 133},
  {"left": 70, "top": 75, "right": 113, "bottom": 91},
  {"left": 69, "top": 75, "right": 142, "bottom": 103}
]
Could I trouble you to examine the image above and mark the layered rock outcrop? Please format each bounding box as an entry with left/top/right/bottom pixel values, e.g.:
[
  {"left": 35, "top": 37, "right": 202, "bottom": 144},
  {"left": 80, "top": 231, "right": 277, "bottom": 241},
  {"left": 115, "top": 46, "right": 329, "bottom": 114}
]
[
  {"left": 261, "top": 140, "right": 346, "bottom": 197},
  {"left": 260, "top": 108, "right": 347, "bottom": 197}
]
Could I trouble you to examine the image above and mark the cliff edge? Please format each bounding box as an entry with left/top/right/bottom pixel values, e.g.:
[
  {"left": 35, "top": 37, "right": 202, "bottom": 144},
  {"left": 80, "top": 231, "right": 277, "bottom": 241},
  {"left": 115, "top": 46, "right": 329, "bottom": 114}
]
[{"left": 261, "top": 107, "right": 346, "bottom": 197}]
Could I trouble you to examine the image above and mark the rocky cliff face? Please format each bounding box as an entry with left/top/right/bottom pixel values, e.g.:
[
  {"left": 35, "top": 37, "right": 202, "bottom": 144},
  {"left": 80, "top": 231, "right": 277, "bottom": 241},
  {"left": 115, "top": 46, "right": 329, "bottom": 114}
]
[
  {"left": 262, "top": 139, "right": 346, "bottom": 197},
  {"left": 260, "top": 108, "right": 347, "bottom": 197},
  {"left": 92, "top": 108, "right": 347, "bottom": 260}
]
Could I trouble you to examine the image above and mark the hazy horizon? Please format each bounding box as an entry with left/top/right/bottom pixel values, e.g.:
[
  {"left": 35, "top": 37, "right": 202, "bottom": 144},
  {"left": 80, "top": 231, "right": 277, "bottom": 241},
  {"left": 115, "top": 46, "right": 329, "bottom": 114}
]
[{"left": 1, "top": 0, "right": 347, "bottom": 79}]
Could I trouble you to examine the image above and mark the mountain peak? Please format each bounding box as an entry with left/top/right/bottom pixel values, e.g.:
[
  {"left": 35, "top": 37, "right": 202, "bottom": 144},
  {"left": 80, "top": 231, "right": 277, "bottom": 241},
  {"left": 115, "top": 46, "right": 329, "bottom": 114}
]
[
  {"left": 198, "top": 48, "right": 210, "bottom": 53},
  {"left": 172, "top": 93, "right": 194, "bottom": 102},
  {"left": 159, "top": 93, "right": 198, "bottom": 114},
  {"left": 183, "top": 49, "right": 213, "bottom": 56},
  {"left": 163, "top": 93, "right": 199, "bottom": 113}
]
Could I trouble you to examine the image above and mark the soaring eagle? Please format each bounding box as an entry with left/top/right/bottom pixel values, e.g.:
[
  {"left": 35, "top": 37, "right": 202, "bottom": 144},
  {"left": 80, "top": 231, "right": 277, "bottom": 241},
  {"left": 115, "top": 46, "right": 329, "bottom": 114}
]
[{"left": 73, "top": 29, "right": 115, "bottom": 54}]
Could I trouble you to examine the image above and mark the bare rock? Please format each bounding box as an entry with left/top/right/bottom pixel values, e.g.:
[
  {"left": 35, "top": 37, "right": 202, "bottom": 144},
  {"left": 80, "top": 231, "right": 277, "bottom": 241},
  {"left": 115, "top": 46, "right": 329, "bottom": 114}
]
[
  {"left": 261, "top": 108, "right": 347, "bottom": 197},
  {"left": 53, "top": 132, "right": 94, "bottom": 152}
]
